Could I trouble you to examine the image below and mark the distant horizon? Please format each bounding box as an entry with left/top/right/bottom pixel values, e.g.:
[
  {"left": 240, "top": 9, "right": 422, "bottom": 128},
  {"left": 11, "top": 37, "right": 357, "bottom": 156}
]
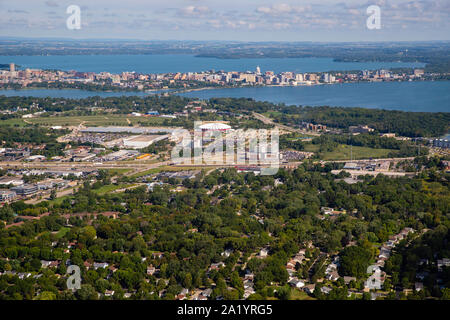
[{"left": 1, "top": 37, "right": 450, "bottom": 44}]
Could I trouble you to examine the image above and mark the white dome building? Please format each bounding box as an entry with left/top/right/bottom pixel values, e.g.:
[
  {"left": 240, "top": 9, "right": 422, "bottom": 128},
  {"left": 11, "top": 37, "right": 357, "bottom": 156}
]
[{"left": 198, "top": 123, "right": 232, "bottom": 132}]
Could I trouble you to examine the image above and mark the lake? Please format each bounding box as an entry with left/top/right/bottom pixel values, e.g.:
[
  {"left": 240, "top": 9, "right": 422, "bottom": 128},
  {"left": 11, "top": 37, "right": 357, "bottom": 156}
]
[
  {"left": 0, "top": 88, "right": 152, "bottom": 99},
  {"left": 1, "top": 81, "right": 448, "bottom": 113},
  {"left": 0, "top": 55, "right": 424, "bottom": 74},
  {"left": 179, "top": 81, "right": 450, "bottom": 112}
]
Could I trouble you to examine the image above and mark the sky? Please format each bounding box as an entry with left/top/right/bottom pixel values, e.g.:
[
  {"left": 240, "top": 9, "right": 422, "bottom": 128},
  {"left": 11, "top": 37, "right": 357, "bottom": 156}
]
[{"left": 0, "top": 0, "right": 449, "bottom": 42}]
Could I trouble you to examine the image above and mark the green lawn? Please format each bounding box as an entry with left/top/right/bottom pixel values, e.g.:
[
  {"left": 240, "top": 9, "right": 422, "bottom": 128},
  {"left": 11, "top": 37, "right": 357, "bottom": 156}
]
[
  {"left": 303, "top": 143, "right": 392, "bottom": 160},
  {"left": 0, "top": 114, "right": 170, "bottom": 127},
  {"left": 290, "top": 288, "right": 316, "bottom": 300},
  {"left": 263, "top": 111, "right": 284, "bottom": 118},
  {"left": 91, "top": 183, "right": 136, "bottom": 195},
  {"left": 56, "top": 227, "right": 70, "bottom": 239},
  {"left": 46, "top": 194, "right": 73, "bottom": 206},
  {"left": 130, "top": 168, "right": 164, "bottom": 178},
  {"left": 106, "top": 168, "right": 132, "bottom": 176}
]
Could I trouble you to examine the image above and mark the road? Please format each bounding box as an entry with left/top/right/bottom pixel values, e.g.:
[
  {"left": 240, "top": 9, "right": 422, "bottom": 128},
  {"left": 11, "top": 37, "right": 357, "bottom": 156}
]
[{"left": 252, "top": 112, "right": 321, "bottom": 136}]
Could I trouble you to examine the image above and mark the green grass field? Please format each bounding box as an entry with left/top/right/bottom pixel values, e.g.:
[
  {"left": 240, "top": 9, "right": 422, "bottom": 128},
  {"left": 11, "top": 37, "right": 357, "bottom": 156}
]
[
  {"left": 46, "top": 194, "right": 73, "bottom": 206},
  {"left": 105, "top": 168, "right": 132, "bottom": 176},
  {"left": 91, "top": 183, "right": 137, "bottom": 195},
  {"left": 0, "top": 114, "right": 170, "bottom": 127},
  {"left": 303, "top": 143, "right": 392, "bottom": 160},
  {"left": 289, "top": 288, "right": 316, "bottom": 300},
  {"left": 56, "top": 227, "right": 70, "bottom": 239}
]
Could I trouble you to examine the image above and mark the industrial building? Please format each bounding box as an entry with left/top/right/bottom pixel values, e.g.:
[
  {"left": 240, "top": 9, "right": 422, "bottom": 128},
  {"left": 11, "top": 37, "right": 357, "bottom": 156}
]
[
  {"left": 81, "top": 127, "right": 176, "bottom": 134},
  {"left": 433, "top": 139, "right": 450, "bottom": 149},
  {"left": 0, "top": 189, "right": 17, "bottom": 202},
  {"left": 11, "top": 184, "right": 39, "bottom": 196},
  {"left": 122, "top": 134, "right": 169, "bottom": 149}
]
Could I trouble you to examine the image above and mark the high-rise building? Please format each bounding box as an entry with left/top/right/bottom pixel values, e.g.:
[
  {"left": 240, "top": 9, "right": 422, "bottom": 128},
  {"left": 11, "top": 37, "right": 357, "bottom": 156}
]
[
  {"left": 256, "top": 66, "right": 261, "bottom": 75},
  {"left": 9, "top": 63, "right": 15, "bottom": 72}
]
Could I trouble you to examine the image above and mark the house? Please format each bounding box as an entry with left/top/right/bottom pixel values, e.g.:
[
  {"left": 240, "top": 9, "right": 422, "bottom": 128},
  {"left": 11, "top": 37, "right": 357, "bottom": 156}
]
[
  {"left": 370, "top": 292, "right": 384, "bottom": 300},
  {"left": 288, "top": 278, "right": 305, "bottom": 288},
  {"left": 201, "top": 288, "right": 212, "bottom": 297},
  {"left": 221, "top": 249, "right": 233, "bottom": 258},
  {"left": 326, "top": 271, "right": 340, "bottom": 281},
  {"left": 415, "top": 282, "right": 424, "bottom": 292},
  {"left": 41, "top": 260, "right": 59, "bottom": 268},
  {"left": 259, "top": 248, "right": 269, "bottom": 258},
  {"left": 386, "top": 240, "right": 396, "bottom": 247},
  {"left": 293, "top": 254, "right": 305, "bottom": 264},
  {"left": 244, "top": 287, "right": 256, "bottom": 299},
  {"left": 303, "top": 284, "right": 316, "bottom": 295},
  {"left": 152, "top": 252, "right": 164, "bottom": 259},
  {"left": 403, "top": 289, "right": 413, "bottom": 296},
  {"left": 320, "top": 286, "right": 332, "bottom": 294},
  {"left": 18, "top": 272, "right": 32, "bottom": 279},
  {"left": 380, "top": 246, "right": 391, "bottom": 255},
  {"left": 416, "top": 272, "right": 429, "bottom": 281},
  {"left": 104, "top": 290, "right": 115, "bottom": 297},
  {"left": 180, "top": 288, "right": 189, "bottom": 295},
  {"left": 244, "top": 271, "right": 254, "bottom": 281},
  {"left": 418, "top": 259, "right": 429, "bottom": 266},
  {"left": 320, "top": 207, "right": 334, "bottom": 215},
  {"left": 176, "top": 294, "right": 186, "bottom": 300},
  {"left": 109, "top": 266, "right": 117, "bottom": 273},
  {"left": 343, "top": 276, "right": 356, "bottom": 285},
  {"left": 286, "top": 266, "right": 296, "bottom": 276},
  {"left": 437, "top": 258, "right": 450, "bottom": 271},
  {"left": 93, "top": 262, "right": 109, "bottom": 269},
  {"left": 375, "top": 259, "right": 385, "bottom": 267},
  {"left": 147, "top": 265, "right": 157, "bottom": 276},
  {"left": 378, "top": 252, "right": 390, "bottom": 260},
  {"left": 209, "top": 262, "right": 225, "bottom": 271},
  {"left": 68, "top": 242, "right": 77, "bottom": 249},
  {"left": 244, "top": 279, "right": 254, "bottom": 289}
]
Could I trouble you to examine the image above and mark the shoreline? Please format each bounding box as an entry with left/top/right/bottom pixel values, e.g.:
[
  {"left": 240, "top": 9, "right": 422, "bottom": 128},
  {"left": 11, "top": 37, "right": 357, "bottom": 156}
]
[{"left": 2, "top": 78, "right": 448, "bottom": 95}]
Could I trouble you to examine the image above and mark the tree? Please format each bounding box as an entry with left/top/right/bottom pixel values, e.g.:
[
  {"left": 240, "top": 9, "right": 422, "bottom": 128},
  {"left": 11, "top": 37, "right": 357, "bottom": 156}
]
[
  {"left": 50, "top": 189, "right": 57, "bottom": 201},
  {"left": 76, "top": 284, "right": 98, "bottom": 300},
  {"left": 34, "top": 291, "right": 56, "bottom": 300},
  {"left": 339, "top": 246, "right": 372, "bottom": 278},
  {"left": 441, "top": 288, "right": 450, "bottom": 300},
  {"left": 276, "top": 286, "right": 292, "bottom": 300}
]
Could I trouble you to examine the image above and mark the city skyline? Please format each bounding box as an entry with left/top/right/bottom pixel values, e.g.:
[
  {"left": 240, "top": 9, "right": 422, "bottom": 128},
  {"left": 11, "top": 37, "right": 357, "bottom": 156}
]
[{"left": 0, "top": 0, "right": 449, "bottom": 42}]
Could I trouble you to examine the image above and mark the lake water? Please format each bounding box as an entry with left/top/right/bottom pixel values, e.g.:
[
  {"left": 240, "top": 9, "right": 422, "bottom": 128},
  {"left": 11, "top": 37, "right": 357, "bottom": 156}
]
[
  {"left": 179, "top": 81, "right": 450, "bottom": 112},
  {"left": 1, "top": 81, "right": 448, "bottom": 113},
  {"left": 0, "top": 88, "right": 151, "bottom": 99},
  {"left": 0, "top": 55, "right": 424, "bottom": 74}
]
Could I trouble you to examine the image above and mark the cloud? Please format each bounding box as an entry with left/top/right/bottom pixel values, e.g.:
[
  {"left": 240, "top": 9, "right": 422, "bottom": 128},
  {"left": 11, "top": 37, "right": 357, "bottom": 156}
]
[
  {"left": 256, "top": 3, "right": 310, "bottom": 16},
  {"left": 1, "top": 0, "right": 449, "bottom": 40},
  {"left": 45, "top": 0, "right": 58, "bottom": 7},
  {"left": 179, "top": 6, "right": 210, "bottom": 17},
  {"left": 8, "top": 9, "right": 29, "bottom": 14}
]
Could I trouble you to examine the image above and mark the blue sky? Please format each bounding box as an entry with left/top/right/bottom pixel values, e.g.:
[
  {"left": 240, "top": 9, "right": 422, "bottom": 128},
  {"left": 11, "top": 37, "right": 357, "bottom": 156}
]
[{"left": 0, "top": 0, "right": 449, "bottom": 41}]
